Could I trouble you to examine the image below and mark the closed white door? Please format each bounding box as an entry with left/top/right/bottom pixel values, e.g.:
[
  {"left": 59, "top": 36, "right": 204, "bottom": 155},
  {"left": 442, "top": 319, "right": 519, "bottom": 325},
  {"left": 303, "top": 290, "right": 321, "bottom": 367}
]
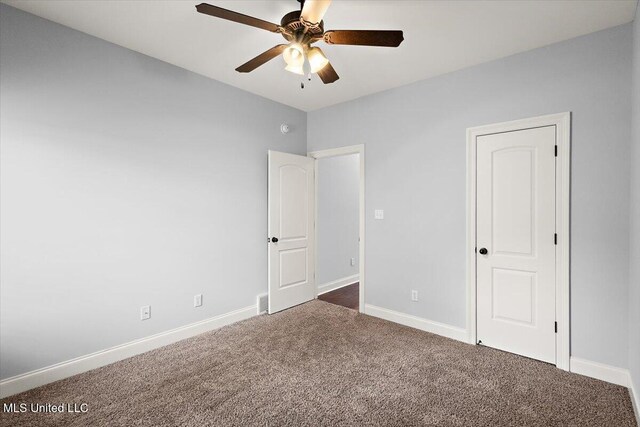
[
  {"left": 476, "top": 126, "right": 556, "bottom": 363},
  {"left": 268, "top": 151, "right": 315, "bottom": 314}
]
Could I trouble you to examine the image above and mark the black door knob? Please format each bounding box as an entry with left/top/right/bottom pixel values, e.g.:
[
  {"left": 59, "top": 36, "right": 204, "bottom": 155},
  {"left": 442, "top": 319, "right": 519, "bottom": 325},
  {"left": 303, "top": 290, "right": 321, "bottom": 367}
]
[
  {"left": 479, "top": 248, "right": 488, "bottom": 255},
  {"left": 271, "top": 237, "right": 279, "bottom": 243}
]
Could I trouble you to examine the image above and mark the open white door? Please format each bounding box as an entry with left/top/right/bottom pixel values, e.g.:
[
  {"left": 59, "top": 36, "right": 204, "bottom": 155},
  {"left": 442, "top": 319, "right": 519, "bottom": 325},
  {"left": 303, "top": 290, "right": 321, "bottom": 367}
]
[{"left": 268, "top": 150, "right": 315, "bottom": 314}]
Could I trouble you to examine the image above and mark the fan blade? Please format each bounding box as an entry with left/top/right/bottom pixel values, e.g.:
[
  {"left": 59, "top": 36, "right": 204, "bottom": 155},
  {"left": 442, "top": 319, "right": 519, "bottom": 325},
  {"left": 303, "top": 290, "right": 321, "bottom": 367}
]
[
  {"left": 324, "top": 30, "right": 404, "bottom": 47},
  {"left": 317, "top": 62, "right": 339, "bottom": 84},
  {"left": 301, "top": 0, "right": 332, "bottom": 26},
  {"left": 236, "top": 45, "right": 288, "bottom": 73},
  {"left": 196, "top": 3, "right": 280, "bottom": 33}
]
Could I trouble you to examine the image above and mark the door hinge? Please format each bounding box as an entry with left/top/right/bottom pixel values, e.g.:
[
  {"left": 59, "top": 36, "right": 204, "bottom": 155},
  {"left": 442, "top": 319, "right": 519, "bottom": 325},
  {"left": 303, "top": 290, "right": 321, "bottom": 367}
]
[
  {"left": 554, "top": 321, "right": 558, "bottom": 333},
  {"left": 554, "top": 233, "right": 557, "bottom": 245},
  {"left": 475, "top": 247, "right": 477, "bottom": 253},
  {"left": 554, "top": 145, "right": 558, "bottom": 157}
]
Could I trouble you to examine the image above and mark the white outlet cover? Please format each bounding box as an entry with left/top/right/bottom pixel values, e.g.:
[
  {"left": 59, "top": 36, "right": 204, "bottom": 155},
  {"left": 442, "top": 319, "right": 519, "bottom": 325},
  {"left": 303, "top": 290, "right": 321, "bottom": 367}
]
[
  {"left": 194, "top": 294, "right": 203, "bottom": 307},
  {"left": 350, "top": 258, "right": 356, "bottom": 266},
  {"left": 374, "top": 209, "right": 384, "bottom": 220},
  {"left": 411, "top": 290, "right": 418, "bottom": 302}
]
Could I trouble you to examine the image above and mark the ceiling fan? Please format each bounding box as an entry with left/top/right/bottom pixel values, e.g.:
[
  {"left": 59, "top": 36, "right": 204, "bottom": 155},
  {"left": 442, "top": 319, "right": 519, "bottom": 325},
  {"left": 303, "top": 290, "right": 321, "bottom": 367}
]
[{"left": 195, "top": 0, "right": 404, "bottom": 84}]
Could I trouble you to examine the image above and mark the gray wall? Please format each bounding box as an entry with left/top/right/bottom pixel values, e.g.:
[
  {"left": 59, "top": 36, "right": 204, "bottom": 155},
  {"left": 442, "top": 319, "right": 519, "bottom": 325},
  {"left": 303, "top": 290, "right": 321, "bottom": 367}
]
[
  {"left": 317, "top": 154, "right": 359, "bottom": 285},
  {"left": 629, "top": 6, "right": 640, "bottom": 393},
  {"left": 308, "top": 24, "right": 633, "bottom": 368},
  {"left": 0, "top": 4, "right": 306, "bottom": 380}
]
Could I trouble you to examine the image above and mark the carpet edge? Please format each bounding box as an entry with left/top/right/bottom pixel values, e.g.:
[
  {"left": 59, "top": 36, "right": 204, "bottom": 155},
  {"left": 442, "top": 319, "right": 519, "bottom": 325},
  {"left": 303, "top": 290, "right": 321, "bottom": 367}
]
[
  {"left": 364, "top": 303, "right": 468, "bottom": 343},
  {"left": 0, "top": 304, "right": 257, "bottom": 399},
  {"left": 570, "top": 356, "right": 632, "bottom": 387}
]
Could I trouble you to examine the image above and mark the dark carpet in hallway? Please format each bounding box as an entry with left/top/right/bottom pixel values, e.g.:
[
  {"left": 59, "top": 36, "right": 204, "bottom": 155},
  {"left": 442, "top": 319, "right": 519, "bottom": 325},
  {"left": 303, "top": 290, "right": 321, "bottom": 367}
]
[{"left": 318, "top": 282, "right": 359, "bottom": 310}]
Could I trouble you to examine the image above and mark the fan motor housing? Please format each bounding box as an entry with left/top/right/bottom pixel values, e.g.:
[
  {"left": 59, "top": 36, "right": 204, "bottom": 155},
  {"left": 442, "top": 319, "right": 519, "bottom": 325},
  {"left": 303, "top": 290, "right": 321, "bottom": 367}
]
[{"left": 280, "top": 11, "right": 324, "bottom": 43}]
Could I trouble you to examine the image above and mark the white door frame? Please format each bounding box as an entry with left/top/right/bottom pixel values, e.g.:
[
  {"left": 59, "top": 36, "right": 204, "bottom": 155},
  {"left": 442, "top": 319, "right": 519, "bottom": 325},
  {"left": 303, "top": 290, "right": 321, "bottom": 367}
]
[
  {"left": 466, "top": 112, "right": 571, "bottom": 371},
  {"left": 308, "top": 144, "right": 365, "bottom": 313}
]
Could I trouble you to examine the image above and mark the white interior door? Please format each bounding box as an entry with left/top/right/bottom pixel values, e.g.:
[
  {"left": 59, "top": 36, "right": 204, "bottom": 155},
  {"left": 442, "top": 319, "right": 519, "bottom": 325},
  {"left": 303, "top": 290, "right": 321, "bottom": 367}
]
[
  {"left": 268, "top": 150, "right": 315, "bottom": 314},
  {"left": 476, "top": 126, "right": 556, "bottom": 363}
]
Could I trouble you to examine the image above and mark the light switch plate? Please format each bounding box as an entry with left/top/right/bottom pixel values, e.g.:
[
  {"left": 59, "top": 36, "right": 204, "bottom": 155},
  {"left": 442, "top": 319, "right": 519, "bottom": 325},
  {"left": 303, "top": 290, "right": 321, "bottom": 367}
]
[
  {"left": 374, "top": 209, "right": 384, "bottom": 220},
  {"left": 140, "top": 305, "right": 150, "bottom": 320},
  {"left": 194, "top": 294, "right": 203, "bottom": 307}
]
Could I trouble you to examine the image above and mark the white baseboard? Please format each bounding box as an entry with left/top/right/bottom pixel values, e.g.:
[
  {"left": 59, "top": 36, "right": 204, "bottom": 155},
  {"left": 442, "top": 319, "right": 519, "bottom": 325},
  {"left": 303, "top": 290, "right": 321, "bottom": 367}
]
[
  {"left": 0, "top": 304, "right": 256, "bottom": 399},
  {"left": 364, "top": 304, "right": 468, "bottom": 343},
  {"left": 570, "top": 357, "right": 631, "bottom": 387},
  {"left": 317, "top": 274, "right": 359, "bottom": 295},
  {"left": 629, "top": 375, "right": 640, "bottom": 427}
]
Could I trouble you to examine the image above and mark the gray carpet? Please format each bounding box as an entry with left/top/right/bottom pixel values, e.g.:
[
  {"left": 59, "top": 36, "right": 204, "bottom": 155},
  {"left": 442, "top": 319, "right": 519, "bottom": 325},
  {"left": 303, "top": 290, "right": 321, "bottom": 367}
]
[{"left": 0, "top": 300, "right": 636, "bottom": 426}]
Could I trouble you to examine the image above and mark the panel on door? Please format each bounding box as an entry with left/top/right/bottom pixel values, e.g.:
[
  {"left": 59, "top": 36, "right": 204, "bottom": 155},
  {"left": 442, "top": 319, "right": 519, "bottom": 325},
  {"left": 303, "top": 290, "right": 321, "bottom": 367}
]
[
  {"left": 476, "top": 126, "right": 556, "bottom": 364},
  {"left": 268, "top": 151, "right": 315, "bottom": 314}
]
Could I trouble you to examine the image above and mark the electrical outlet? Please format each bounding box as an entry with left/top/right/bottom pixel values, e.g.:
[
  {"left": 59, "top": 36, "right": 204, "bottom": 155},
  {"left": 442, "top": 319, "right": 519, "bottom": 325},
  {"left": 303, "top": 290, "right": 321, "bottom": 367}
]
[
  {"left": 411, "top": 290, "right": 418, "bottom": 302},
  {"left": 374, "top": 209, "right": 384, "bottom": 220},
  {"left": 350, "top": 258, "right": 356, "bottom": 266},
  {"left": 194, "top": 294, "right": 203, "bottom": 307},
  {"left": 140, "top": 305, "right": 150, "bottom": 320}
]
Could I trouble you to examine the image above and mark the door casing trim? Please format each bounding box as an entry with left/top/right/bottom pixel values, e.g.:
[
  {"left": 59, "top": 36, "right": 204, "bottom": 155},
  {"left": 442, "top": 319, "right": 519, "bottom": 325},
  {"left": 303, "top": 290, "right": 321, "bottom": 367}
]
[
  {"left": 308, "top": 144, "right": 365, "bottom": 313},
  {"left": 466, "top": 112, "right": 571, "bottom": 371}
]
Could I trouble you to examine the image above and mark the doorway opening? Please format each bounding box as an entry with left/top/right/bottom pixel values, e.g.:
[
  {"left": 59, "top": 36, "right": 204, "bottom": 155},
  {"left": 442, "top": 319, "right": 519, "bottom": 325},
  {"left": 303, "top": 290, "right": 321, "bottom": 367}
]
[{"left": 308, "top": 145, "right": 365, "bottom": 313}]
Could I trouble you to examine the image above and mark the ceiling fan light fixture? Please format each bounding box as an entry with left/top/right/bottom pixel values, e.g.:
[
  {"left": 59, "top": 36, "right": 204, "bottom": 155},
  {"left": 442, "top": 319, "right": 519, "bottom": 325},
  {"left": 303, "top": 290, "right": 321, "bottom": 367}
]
[
  {"left": 307, "top": 47, "right": 329, "bottom": 73},
  {"left": 195, "top": 2, "right": 404, "bottom": 85},
  {"left": 283, "top": 43, "right": 305, "bottom": 67},
  {"left": 285, "top": 63, "right": 305, "bottom": 75}
]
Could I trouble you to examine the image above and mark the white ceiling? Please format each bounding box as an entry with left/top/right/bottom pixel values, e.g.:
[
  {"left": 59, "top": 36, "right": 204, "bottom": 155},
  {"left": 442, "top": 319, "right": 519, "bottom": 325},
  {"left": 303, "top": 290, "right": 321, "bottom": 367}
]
[{"left": 3, "top": 0, "right": 637, "bottom": 111}]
